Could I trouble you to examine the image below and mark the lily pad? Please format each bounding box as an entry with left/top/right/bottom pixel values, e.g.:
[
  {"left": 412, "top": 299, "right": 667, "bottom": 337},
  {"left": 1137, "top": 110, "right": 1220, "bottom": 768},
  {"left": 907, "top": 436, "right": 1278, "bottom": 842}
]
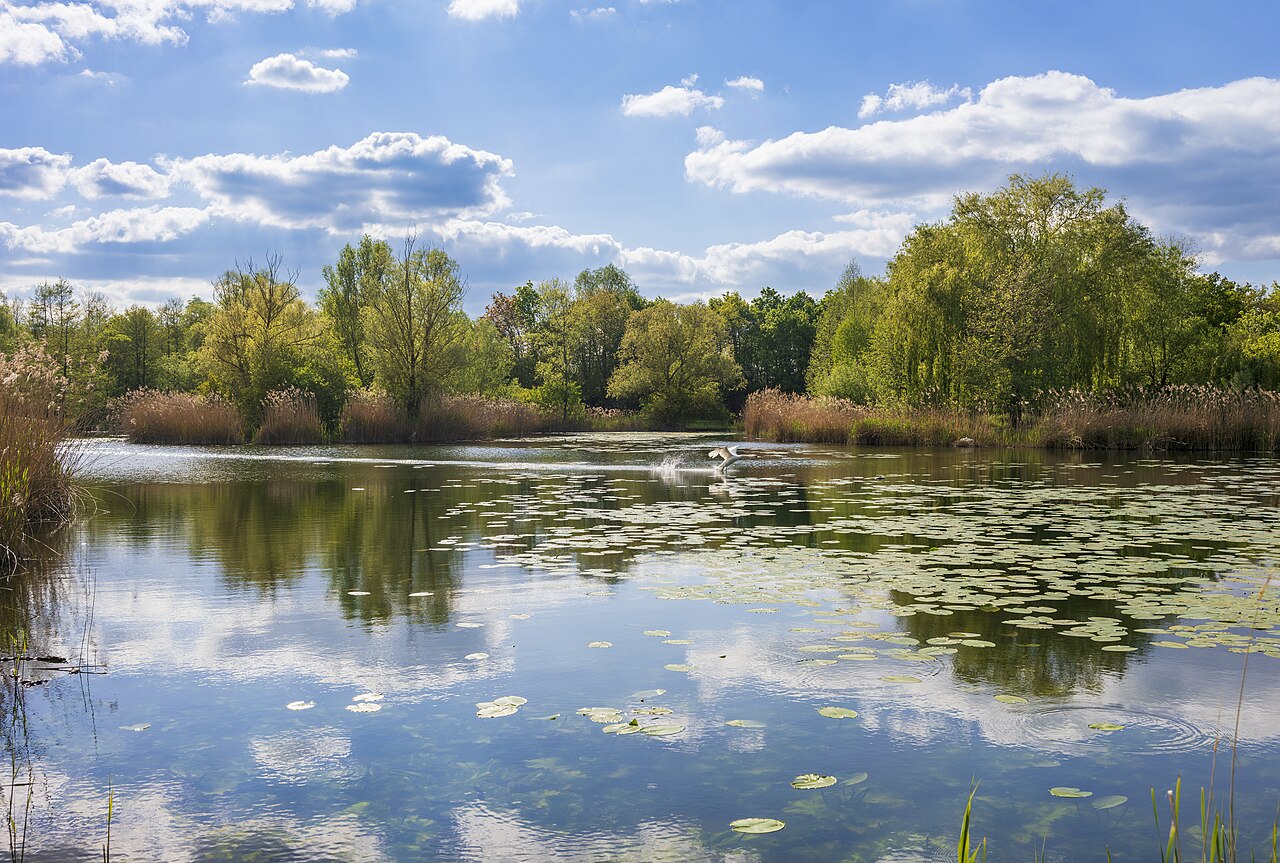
[
  {"left": 1049, "top": 786, "right": 1093, "bottom": 798},
  {"left": 587, "top": 641, "right": 612, "bottom": 649},
  {"left": 791, "top": 773, "right": 837, "bottom": 789},
  {"left": 119, "top": 723, "right": 150, "bottom": 732},
  {"left": 465, "top": 652, "right": 489, "bottom": 660},
  {"left": 664, "top": 663, "right": 694, "bottom": 673},
  {"left": 286, "top": 701, "right": 315, "bottom": 711},
  {"left": 347, "top": 590, "right": 371, "bottom": 596},
  {"left": 346, "top": 703, "right": 381, "bottom": 713},
  {"left": 493, "top": 696, "right": 527, "bottom": 707},
  {"left": 994, "top": 695, "right": 1028, "bottom": 705},
  {"left": 1088, "top": 722, "right": 1125, "bottom": 732},
  {"left": 881, "top": 675, "right": 922, "bottom": 683},
  {"left": 842, "top": 771, "right": 869, "bottom": 786},
  {"left": 408, "top": 591, "right": 434, "bottom": 597},
  {"left": 816, "top": 706, "right": 858, "bottom": 719},
  {"left": 352, "top": 693, "right": 383, "bottom": 703},
  {"left": 644, "top": 630, "right": 671, "bottom": 637},
  {"left": 1092, "top": 795, "right": 1129, "bottom": 810},
  {"left": 730, "top": 818, "right": 785, "bottom": 834},
  {"left": 475, "top": 703, "right": 517, "bottom": 718},
  {"left": 725, "top": 719, "right": 766, "bottom": 728},
  {"left": 640, "top": 724, "right": 685, "bottom": 736}
]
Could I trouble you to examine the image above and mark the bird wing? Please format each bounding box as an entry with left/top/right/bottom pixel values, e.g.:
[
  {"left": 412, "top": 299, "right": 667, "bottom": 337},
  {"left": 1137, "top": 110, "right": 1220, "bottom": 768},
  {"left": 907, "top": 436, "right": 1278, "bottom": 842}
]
[{"left": 727, "top": 445, "right": 741, "bottom": 457}]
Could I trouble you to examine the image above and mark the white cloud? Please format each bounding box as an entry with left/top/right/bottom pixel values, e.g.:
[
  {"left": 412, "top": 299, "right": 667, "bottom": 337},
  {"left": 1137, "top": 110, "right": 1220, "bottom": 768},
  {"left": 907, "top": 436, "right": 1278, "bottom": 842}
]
[
  {"left": 447, "top": 0, "right": 518, "bottom": 21},
  {"left": 569, "top": 5, "right": 614, "bottom": 20},
  {"left": 168, "top": 132, "right": 514, "bottom": 231},
  {"left": 0, "top": 206, "right": 210, "bottom": 254},
  {"left": 246, "top": 52, "right": 349, "bottom": 93},
  {"left": 725, "top": 75, "right": 764, "bottom": 93},
  {"left": 0, "top": 1, "right": 355, "bottom": 65},
  {"left": 0, "top": 147, "right": 72, "bottom": 199},
  {"left": 685, "top": 72, "right": 1280, "bottom": 261},
  {"left": 858, "top": 80, "right": 971, "bottom": 118},
  {"left": 621, "top": 83, "right": 724, "bottom": 118},
  {"left": 0, "top": 11, "right": 69, "bottom": 64},
  {"left": 77, "top": 67, "right": 122, "bottom": 83},
  {"left": 317, "top": 46, "right": 357, "bottom": 59},
  {"left": 694, "top": 126, "right": 724, "bottom": 148},
  {"left": 70, "top": 158, "right": 170, "bottom": 199}
]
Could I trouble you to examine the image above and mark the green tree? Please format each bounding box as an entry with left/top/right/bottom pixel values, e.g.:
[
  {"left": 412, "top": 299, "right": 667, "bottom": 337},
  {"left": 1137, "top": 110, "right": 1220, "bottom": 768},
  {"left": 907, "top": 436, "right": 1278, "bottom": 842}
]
[
  {"left": 571, "top": 264, "right": 645, "bottom": 406},
  {"left": 530, "top": 278, "right": 584, "bottom": 422},
  {"left": 808, "top": 261, "right": 889, "bottom": 402},
  {"left": 483, "top": 282, "right": 540, "bottom": 389},
  {"left": 450, "top": 317, "right": 517, "bottom": 397},
  {"left": 608, "top": 300, "right": 743, "bottom": 425},
  {"left": 320, "top": 235, "right": 393, "bottom": 388},
  {"left": 104, "top": 306, "right": 164, "bottom": 394},
  {"left": 363, "top": 237, "right": 467, "bottom": 417}
]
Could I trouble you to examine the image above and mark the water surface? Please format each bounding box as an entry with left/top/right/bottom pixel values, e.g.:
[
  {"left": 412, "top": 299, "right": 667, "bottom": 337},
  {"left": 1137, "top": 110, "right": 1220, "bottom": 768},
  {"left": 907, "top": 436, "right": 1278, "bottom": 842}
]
[{"left": 7, "top": 435, "right": 1280, "bottom": 862}]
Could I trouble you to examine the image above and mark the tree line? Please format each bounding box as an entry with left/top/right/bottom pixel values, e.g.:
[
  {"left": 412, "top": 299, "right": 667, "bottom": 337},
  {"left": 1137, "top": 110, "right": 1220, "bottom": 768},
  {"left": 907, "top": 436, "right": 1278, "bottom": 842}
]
[{"left": 3, "top": 174, "right": 1278, "bottom": 435}]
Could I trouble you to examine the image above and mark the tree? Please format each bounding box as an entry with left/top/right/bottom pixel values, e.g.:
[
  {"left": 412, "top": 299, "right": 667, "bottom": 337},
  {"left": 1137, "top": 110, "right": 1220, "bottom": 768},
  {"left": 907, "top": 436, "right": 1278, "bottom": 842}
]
[
  {"left": 198, "top": 255, "right": 321, "bottom": 424},
  {"left": 320, "top": 235, "right": 393, "bottom": 388},
  {"left": 808, "top": 261, "right": 888, "bottom": 402},
  {"left": 608, "top": 300, "right": 743, "bottom": 425},
  {"left": 104, "top": 306, "right": 164, "bottom": 394},
  {"left": 571, "top": 264, "right": 645, "bottom": 406},
  {"left": 530, "top": 278, "right": 584, "bottom": 422},
  {"left": 0, "top": 291, "right": 16, "bottom": 353},
  {"left": 483, "top": 283, "right": 540, "bottom": 389},
  {"left": 449, "top": 317, "right": 516, "bottom": 397},
  {"left": 363, "top": 236, "right": 467, "bottom": 417}
]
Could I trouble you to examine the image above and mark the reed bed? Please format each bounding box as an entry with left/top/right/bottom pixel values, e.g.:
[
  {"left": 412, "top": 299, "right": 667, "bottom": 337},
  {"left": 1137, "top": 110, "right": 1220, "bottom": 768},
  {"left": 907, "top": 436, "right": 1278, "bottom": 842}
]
[
  {"left": 0, "top": 346, "right": 79, "bottom": 567},
  {"left": 745, "top": 386, "right": 1280, "bottom": 452},
  {"left": 113, "top": 389, "right": 243, "bottom": 445},
  {"left": 253, "top": 387, "right": 324, "bottom": 445},
  {"left": 338, "top": 391, "right": 410, "bottom": 443},
  {"left": 417, "top": 395, "right": 544, "bottom": 442}
]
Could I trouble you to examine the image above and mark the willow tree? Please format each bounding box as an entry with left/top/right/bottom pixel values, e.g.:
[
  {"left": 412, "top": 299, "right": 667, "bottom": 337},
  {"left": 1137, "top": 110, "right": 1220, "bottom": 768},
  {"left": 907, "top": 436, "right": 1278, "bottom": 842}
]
[
  {"left": 319, "top": 235, "right": 394, "bottom": 388},
  {"left": 608, "top": 300, "right": 743, "bottom": 424},
  {"left": 363, "top": 237, "right": 467, "bottom": 418}
]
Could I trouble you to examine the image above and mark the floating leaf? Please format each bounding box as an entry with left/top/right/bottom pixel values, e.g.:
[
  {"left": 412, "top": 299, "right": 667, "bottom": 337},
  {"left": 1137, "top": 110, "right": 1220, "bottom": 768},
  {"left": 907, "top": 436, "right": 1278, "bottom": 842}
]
[
  {"left": 791, "top": 773, "right": 836, "bottom": 789},
  {"left": 881, "top": 675, "right": 922, "bottom": 684},
  {"left": 640, "top": 724, "right": 685, "bottom": 736},
  {"left": 644, "top": 630, "right": 671, "bottom": 637},
  {"left": 408, "top": 592, "right": 434, "bottom": 597},
  {"left": 465, "top": 652, "right": 489, "bottom": 660},
  {"left": 664, "top": 663, "right": 694, "bottom": 673},
  {"left": 352, "top": 693, "right": 383, "bottom": 703},
  {"left": 286, "top": 701, "right": 315, "bottom": 711},
  {"left": 730, "top": 818, "right": 785, "bottom": 834},
  {"left": 1088, "top": 722, "right": 1125, "bottom": 732},
  {"left": 725, "top": 719, "right": 766, "bottom": 728},
  {"left": 475, "top": 703, "right": 517, "bottom": 718},
  {"left": 587, "top": 641, "right": 612, "bottom": 649},
  {"left": 994, "top": 695, "right": 1028, "bottom": 705},
  {"left": 634, "top": 707, "right": 673, "bottom": 715},
  {"left": 1092, "top": 795, "right": 1128, "bottom": 810},
  {"left": 663, "top": 639, "right": 692, "bottom": 645},
  {"left": 509, "top": 613, "right": 530, "bottom": 620},
  {"left": 346, "top": 703, "right": 381, "bottom": 713},
  {"left": 347, "top": 590, "right": 371, "bottom": 596},
  {"left": 119, "top": 723, "right": 150, "bottom": 732},
  {"left": 816, "top": 706, "right": 858, "bottom": 719},
  {"left": 842, "top": 771, "right": 869, "bottom": 786},
  {"left": 493, "top": 696, "right": 527, "bottom": 707},
  {"left": 1049, "top": 786, "right": 1093, "bottom": 798},
  {"left": 1101, "top": 645, "right": 1137, "bottom": 652}
]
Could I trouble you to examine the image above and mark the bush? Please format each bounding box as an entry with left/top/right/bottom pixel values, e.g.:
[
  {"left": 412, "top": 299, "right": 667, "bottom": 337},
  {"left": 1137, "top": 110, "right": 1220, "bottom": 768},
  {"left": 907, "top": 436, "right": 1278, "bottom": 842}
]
[
  {"left": 254, "top": 387, "right": 324, "bottom": 445},
  {"left": 113, "top": 389, "right": 243, "bottom": 444}
]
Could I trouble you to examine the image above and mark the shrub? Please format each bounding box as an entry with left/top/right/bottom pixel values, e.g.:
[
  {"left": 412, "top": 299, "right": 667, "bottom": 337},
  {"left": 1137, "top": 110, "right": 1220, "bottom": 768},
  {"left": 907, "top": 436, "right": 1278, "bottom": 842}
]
[
  {"left": 254, "top": 387, "right": 324, "bottom": 445},
  {"left": 113, "top": 389, "right": 243, "bottom": 444}
]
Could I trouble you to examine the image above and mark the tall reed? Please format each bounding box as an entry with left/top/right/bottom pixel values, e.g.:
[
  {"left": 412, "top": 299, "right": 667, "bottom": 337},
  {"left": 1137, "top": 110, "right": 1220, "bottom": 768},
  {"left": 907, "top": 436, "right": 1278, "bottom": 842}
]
[
  {"left": 417, "top": 394, "right": 544, "bottom": 442},
  {"left": 338, "top": 391, "right": 409, "bottom": 443},
  {"left": 0, "top": 346, "right": 79, "bottom": 569},
  {"left": 112, "top": 390, "right": 243, "bottom": 445},
  {"left": 253, "top": 387, "right": 323, "bottom": 445}
]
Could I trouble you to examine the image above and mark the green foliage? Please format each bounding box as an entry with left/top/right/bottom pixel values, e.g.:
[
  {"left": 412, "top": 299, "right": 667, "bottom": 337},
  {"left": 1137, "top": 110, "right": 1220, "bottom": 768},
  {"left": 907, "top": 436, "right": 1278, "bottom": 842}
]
[
  {"left": 530, "top": 278, "right": 585, "bottom": 422},
  {"left": 607, "top": 300, "right": 743, "bottom": 425},
  {"left": 319, "top": 235, "right": 393, "bottom": 388}
]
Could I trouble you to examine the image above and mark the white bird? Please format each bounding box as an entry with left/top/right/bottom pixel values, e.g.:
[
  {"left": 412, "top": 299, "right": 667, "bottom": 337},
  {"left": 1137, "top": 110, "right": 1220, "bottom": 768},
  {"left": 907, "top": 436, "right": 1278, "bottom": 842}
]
[{"left": 708, "top": 445, "right": 744, "bottom": 471}]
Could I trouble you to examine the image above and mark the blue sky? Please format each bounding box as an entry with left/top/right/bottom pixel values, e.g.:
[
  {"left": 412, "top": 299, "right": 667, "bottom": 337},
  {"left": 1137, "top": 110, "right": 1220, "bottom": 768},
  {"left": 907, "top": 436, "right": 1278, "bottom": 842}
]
[{"left": 3, "top": 0, "right": 1279, "bottom": 313}]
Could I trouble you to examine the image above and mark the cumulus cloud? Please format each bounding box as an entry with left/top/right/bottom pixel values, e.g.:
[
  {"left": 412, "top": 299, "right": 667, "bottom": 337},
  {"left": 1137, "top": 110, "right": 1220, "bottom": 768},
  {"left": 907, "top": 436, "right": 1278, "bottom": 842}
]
[
  {"left": 725, "top": 75, "right": 764, "bottom": 93},
  {"left": 0, "top": 206, "right": 210, "bottom": 254},
  {"left": 0, "top": 1, "right": 353, "bottom": 65},
  {"left": 168, "top": 132, "right": 514, "bottom": 231},
  {"left": 447, "top": 0, "right": 518, "bottom": 21},
  {"left": 0, "top": 147, "right": 72, "bottom": 199},
  {"left": 858, "top": 80, "right": 971, "bottom": 118},
  {"left": 621, "top": 80, "right": 724, "bottom": 118},
  {"left": 317, "top": 47, "right": 357, "bottom": 59},
  {"left": 246, "top": 52, "right": 349, "bottom": 92},
  {"left": 70, "top": 158, "right": 170, "bottom": 199},
  {"left": 685, "top": 72, "right": 1280, "bottom": 260}
]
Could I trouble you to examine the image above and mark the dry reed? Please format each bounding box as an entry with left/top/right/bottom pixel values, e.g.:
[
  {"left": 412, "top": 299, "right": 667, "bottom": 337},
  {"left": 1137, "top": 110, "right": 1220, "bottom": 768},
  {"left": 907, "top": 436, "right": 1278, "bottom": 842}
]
[
  {"left": 113, "top": 389, "right": 243, "bottom": 445},
  {"left": 253, "top": 387, "right": 324, "bottom": 445},
  {"left": 417, "top": 395, "right": 543, "bottom": 442},
  {"left": 338, "top": 390, "right": 409, "bottom": 443}
]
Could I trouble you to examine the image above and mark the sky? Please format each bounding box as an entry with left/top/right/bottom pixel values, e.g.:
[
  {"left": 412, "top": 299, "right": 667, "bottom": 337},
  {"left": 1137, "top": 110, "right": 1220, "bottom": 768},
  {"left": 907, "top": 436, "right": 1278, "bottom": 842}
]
[{"left": 3, "top": 0, "right": 1280, "bottom": 313}]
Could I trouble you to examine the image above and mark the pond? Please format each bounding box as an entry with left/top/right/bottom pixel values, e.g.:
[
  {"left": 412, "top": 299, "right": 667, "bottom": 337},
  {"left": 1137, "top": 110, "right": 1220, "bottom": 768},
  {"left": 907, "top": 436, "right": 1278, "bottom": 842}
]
[{"left": 5, "top": 435, "right": 1280, "bottom": 862}]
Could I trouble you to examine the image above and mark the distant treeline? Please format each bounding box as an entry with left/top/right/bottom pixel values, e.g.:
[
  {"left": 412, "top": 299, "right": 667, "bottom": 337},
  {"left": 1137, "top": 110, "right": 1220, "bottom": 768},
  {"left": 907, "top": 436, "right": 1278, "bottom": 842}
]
[{"left": 2, "top": 174, "right": 1278, "bottom": 443}]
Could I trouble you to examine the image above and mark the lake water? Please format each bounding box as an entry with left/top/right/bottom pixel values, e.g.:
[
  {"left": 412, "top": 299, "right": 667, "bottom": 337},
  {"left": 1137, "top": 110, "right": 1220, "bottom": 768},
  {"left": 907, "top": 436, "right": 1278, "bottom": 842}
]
[{"left": 5, "top": 435, "right": 1280, "bottom": 862}]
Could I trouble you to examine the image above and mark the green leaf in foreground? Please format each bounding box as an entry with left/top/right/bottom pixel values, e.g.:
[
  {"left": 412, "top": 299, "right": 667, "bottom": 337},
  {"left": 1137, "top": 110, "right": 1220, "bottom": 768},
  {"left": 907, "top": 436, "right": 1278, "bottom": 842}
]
[
  {"left": 730, "top": 818, "right": 785, "bottom": 834},
  {"left": 725, "top": 719, "right": 766, "bottom": 728},
  {"left": 791, "top": 773, "right": 837, "bottom": 789},
  {"left": 1092, "top": 795, "right": 1128, "bottom": 810},
  {"left": 816, "top": 706, "right": 858, "bottom": 719},
  {"left": 640, "top": 724, "right": 685, "bottom": 736},
  {"left": 1049, "top": 786, "right": 1093, "bottom": 798},
  {"left": 994, "top": 695, "right": 1028, "bottom": 705},
  {"left": 842, "top": 771, "right": 869, "bottom": 786},
  {"left": 1088, "top": 722, "right": 1125, "bottom": 731}
]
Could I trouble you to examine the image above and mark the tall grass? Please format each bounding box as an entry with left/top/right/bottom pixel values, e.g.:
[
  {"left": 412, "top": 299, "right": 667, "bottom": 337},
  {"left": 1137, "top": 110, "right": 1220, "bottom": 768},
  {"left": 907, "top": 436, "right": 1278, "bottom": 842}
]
[
  {"left": 417, "top": 394, "right": 543, "bottom": 441},
  {"left": 744, "top": 386, "right": 1280, "bottom": 452},
  {"left": 0, "top": 346, "right": 79, "bottom": 569},
  {"left": 338, "top": 391, "right": 409, "bottom": 443},
  {"left": 253, "top": 387, "right": 323, "bottom": 445},
  {"left": 113, "top": 390, "right": 243, "bottom": 445}
]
